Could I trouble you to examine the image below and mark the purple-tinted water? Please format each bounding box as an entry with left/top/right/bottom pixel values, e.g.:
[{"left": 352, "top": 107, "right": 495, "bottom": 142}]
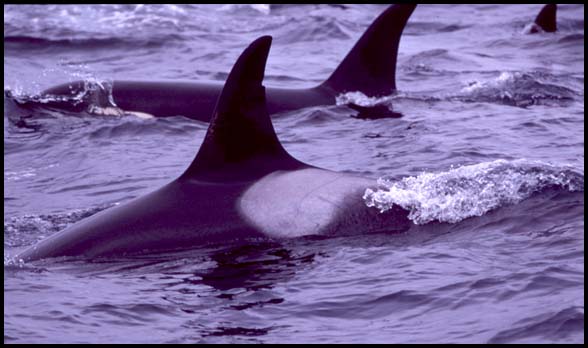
[{"left": 4, "top": 4, "right": 584, "bottom": 344}]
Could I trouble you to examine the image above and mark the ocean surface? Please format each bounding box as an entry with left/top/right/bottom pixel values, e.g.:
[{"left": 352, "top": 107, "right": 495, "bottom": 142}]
[{"left": 3, "top": 4, "right": 584, "bottom": 344}]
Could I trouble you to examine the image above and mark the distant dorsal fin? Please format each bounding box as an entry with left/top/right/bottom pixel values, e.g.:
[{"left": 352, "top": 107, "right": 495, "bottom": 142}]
[
  {"left": 320, "top": 4, "right": 416, "bottom": 97},
  {"left": 534, "top": 4, "right": 557, "bottom": 32},
  {"left": 181, "top": 36, "right": 303, "bottom": 181}
]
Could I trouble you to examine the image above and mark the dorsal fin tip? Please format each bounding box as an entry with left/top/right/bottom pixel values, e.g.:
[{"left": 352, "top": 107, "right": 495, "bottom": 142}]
[
  {"left": 321, "top": 4, "right": 417, "bottom": 97},
  {"left": 534, "top": 4, "right": 557, "bottom": 33},
  {"left": 181, "top": 36, "right": 301, "bottom": 180},
  {"left": 216, "top": 35, "right": 272, "bottom": 112}
]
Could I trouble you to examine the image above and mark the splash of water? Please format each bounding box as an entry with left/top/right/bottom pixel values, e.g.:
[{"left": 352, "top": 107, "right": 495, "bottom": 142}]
[
  {"left": 335, "top": 91, "right": 392, "bottom": 107},
  {"left": 364, "top": 159, "right": 583, "bottom": 224},
  {"left": 457, "top": 71, "right": 577, "bottom": 107},
  {"left": 7, "top": 74, "right": 125, "bottom": 117}
]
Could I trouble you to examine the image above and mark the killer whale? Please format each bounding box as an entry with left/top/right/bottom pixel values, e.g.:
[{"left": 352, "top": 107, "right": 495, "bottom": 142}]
[
  {"left": 16, "top": 36, "right": 410, "bottom": 262},
  {"left": 528, "top": 4, "right": 557, "bottom": 33},
  {"left": 34, "top": 4, "right": 416, "bottom": 120}
]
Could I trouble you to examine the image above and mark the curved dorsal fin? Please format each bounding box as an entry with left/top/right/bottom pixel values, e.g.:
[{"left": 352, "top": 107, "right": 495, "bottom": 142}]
[
  {"left": 534, "top": 4, "right": 557, "bottom": 32},
  {"left": 181, "top": 36, "right": 303, "bottom": 181},
  {"left": 320, "top": 4, "right": 417, "bottom": 97}
]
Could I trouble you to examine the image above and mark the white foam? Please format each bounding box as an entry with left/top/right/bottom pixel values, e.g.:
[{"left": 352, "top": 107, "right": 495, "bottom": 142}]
[
  {"left": 364, "top": 159, "right": 583, "bottom": 224},
  {"left": 335, "top": 91, "right": 392, "bottom": 107}
]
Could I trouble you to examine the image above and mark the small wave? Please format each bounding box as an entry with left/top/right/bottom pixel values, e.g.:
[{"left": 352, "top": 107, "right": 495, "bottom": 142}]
[
  {"left": 4, "top": 34, "right": 179, "bottom": 50},
  {"left": 269, "top": 4, "right": 349, "bottom": 12},
  {"left": 405, "top": 48, "right": 462, "bottom": 66},
  {"left": 407, "top": 21, "right": 470, "bottom": 35},
  {"left": 558, "top": 33, "right": 584, "bottom": 44},
  {"left": 5, "top": 168, "right": 37, "bottom": 182},
  {"left": 5, "top": 164, "right": 60, "bottom": 182},
  {"left": 455, "top": 71, "right": 579, "bottom": 107},
  {"left": 278, "top": 16, "right": 350, "bottom": 44},
  {"left": 217, "top": 4, "right": 270, "bottom": 15},
  {"left": 202, "top": 326, "right": 273, "bottom": 338},
  {"left": 5, "top": 5, "right": 190, "bottom": 48},
  {"left": 401, "top": 63, "right": 448, "bottom": 77},
  {"left": 488, "top": 306, "right": 584, "bottom": 343},
  {"left": 364, "top": 159, "right": 583, "bottom": 224}
]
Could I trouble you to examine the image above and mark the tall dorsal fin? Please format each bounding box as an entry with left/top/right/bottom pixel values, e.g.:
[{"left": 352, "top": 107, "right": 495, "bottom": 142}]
[
  {"left": 181, "top": 36, "right": 303, "bottom": 181},
  {"left": 534, "top": 4, "right": 557, "bottom": 32},
  {"left": 320, "top": 4, "right": 416, "bottom": 97}
]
